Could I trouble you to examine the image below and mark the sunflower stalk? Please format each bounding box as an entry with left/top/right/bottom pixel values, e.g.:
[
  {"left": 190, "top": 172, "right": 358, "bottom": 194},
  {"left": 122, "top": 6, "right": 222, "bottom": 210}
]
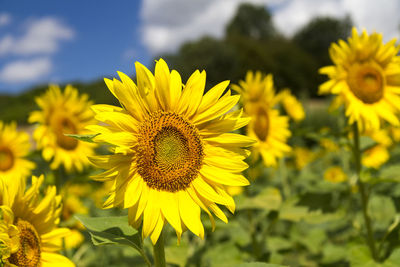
[
  {"left": 352, "top": 123, "right": 378, "bottom": 261},
  {"left": 279, "top": 157, "right": 290, "bottom": 199},
  {"left": 152, "top": 230, "right": 166, "bottom": 267}
]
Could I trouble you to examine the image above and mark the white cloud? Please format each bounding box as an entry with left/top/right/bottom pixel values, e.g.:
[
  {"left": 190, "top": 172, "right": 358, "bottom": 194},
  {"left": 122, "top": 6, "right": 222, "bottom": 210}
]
[
  {"left": 273, "top": 0, "right": 346, "bottom": 36},
  {"left": 0, "top": 17, "right": 74, "bottom": 56},
  {"left": 342, "top": 0, "right": 400, "bottom": 41},
  {"left": 0, "top": 58, "right": 52, "bottom": 83},
  {"left": 140, "top": 0, "right": 280, "bottom": 54},
  {"left": 273, "top": 0, "right": 400, "bottom": 40},
  {"left": 140, "top": 0, "right": 400, "bottom": 54},
  {"left": 0, "top": 13, "right": 11, "bottom": 27}
]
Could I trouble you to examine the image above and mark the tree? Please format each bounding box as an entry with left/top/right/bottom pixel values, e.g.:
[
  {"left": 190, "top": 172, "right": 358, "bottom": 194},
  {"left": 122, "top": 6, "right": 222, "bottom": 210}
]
[
  {"left": 226, "top": 3, "right": 276, "bottom": 41},
  {"left": 162, "top": 37, "right": 239, "bottom": 91},
  {"left": 293, "top": 16, "right": 353, "bottom": 67}
]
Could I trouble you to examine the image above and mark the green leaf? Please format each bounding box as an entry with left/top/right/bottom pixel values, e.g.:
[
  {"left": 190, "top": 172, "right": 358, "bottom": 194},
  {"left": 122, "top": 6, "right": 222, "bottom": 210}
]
[
  {"left": 266, "top": 237, "right": 292, "bottom": 252},
  {"left": 383, "top": 248, "right": 400, "bottom": 267},
  {"left": 75, "top": 215, "right": 142, "bottom": 252},
  {"left": 64, "top": 133, "right": 100, "bottom": 143},
  {"left": 165, "top": 244, "right": 189, "bottom": 267},
  {"left": 322, "top": 243, "right": 348, "bottom": 264},
  {"left": 292, "top": 228, "right": 326, "bottom": 254},
  {"left": 237, "top": 187, "right": 282, "bottom": 211},
  {"left": 349, "top": 245, "right": 378, "bottom": 267},
  {"left": 202, "top": 241, "right": 247, "bottom": 266},
  {"left": 360, "top": 136, "right": 376, "bottom": 152},
  {"left": 303, "top": 210, "right": 344, "bottom": 224},
  {"left": 368, "top": 195, "right": 396, "bottom": 230},
  {"left": 279, "top": 199, "right": 309, "bottom": 222},
  {"left": 375, "top": 165, "right": 400, "bottom": 183}
]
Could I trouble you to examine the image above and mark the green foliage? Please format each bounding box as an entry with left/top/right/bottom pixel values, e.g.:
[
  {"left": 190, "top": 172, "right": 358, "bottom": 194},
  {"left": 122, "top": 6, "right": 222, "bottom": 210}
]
[
  {"left": 293, "top": 16, "right": 353, "bottom": 67},
  {"left": 163, "top": 37, "right": 239, "bottom": 91},
  {"left": 226, "top": 3, "right": 276, "bottom": 41},
  {"left": 76, "top": 215, "right": 142, "bottom": 250},
  {"left": 65, "top": 133, "right": 100, "bottom": 143}
]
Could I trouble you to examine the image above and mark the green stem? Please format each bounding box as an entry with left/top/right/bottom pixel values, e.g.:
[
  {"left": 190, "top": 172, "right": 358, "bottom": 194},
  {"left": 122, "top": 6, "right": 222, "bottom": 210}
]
[
  {"left": 279, "top": 157, "right": 290, "bottom": 199},
  {"left": 153, "top": 230, "right": 166, "bottom": 267},
  {"left": 352, "top": 123, "right": 378, "bottom": 261},
  {"left": 247, "top": 209, "right": 261, "bottom": 260},
  {"left": 139, "top": 247, "right": 152, "bottom": 267}
]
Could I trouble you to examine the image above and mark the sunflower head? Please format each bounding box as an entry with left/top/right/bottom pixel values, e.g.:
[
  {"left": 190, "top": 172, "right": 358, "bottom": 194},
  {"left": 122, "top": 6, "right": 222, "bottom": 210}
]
[
  {"left": 277, "top": 89, "right": 305, "bottom": 122},
  {"left": 324, "top": 166, "right": 347, "bottom": 183},
  {"left": 0, "top": 121, "right": 35, "bottom": 181},
  {"left": 292, "top": 146, "right": 315, "bottom": 170},
  {"left": 319, "top": 27, "right": 400, "bottom": 130},
  {"left": 246, "top": 103, "right": 291, "bottom": 168},
  {"left": 29, "top": 85, "right": 97, "bottom": 172},
  {"left": 362, "top": 145, "right": 389, "bottom": 169},
  {"left": 89, "top": 59, "right": 253, "bottom": 244},
  {"left": 0, "top": 206, "right": 19, "bottom": 264},
  {"left": 232, "top": 71, "right": 278, "bottom": 115},
  {"left": 0, "top": 175, "right": 74, "bottom": 266}
]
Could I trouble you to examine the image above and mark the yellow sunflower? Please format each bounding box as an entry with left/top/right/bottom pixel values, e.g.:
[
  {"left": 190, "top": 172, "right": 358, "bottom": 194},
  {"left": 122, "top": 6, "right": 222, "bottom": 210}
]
[
  {"left": 88, "top": 59, "right": 253, "bottom": 244},
  {"left": 247, "top": 106, "right": 291, "bottom": 167},
  {"left": 276, "top": 89, "right": 305, "bottom": 122},
  {"left": 362, "top": 145, "right": 389, "bottom": 169},
  {"left": 319, "top": 27, "right": 400, "bottom": 130},
  {"left": 0, "top": 121, "right": 35, "bottom": 181},
  {"left": 59, "top": 183, "right": 88, "bottom": 249},
  {"left": 324, "top": 166, "right": 347, "bottom": 183},
  {"left": 0, "top": 206, "right": 19, "bottom": 265},
  {"left": 29, "top": 85, "right": 96, "bottom": 172},
  {"left": 0, "top": 175, "right": 74, "bottom": 266},
  {"left": 388, "top": 126, "right": 400, "bottom": 143},
  {"left": 232, "top": 71, "right": 279, "bottom": 115},
  {"left": 292, "top": 146, "right": 315, "bottom": 170}
]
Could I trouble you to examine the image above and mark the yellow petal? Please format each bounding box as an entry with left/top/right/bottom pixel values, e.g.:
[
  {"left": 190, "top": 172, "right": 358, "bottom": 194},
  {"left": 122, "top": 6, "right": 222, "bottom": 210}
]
[
  {"left": 200, "top": 164, "right": 249, "bottom": 186},
  {"left": 160, "top": 191, "right": 182, "bottom": 235},
  {"left": 178, "top": 190, "right": 204, "bottom": 239}
]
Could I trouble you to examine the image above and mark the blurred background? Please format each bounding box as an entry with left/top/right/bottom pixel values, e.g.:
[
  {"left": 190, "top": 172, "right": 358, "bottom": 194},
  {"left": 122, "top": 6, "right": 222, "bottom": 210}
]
[{"left": 0, "top": 0, "right": 399, "bottom": 123}]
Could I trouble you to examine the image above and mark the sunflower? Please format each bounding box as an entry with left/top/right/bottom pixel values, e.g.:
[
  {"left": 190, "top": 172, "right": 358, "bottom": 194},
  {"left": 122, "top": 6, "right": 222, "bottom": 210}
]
[
  {"left": 29, "top": 85, "right": 96, "bottom": 172},
  {"left": 324, "top": 166, "right": 347, "bottom": 183},
  {"left": 0, "top": 175, "right": 74, "bottom": 266},
  {"left": 59, "top": 183, "right": 88, "bottom": 249},
  {"left": 0, "top": 121, "right": 35, "bottom": 181},
  {"left": 0, "top": 206, "right": 19, "bottom": 265},
  {"left": 246, "top": 105, "right": 291, "bottom": 167},
  {"left": 319, "top": 27, "right": 400, "bottom": 130},
  {"left": 292, "top": 146, "right": 315, "bottom": 170},
  {"left": 232, "top": 71, "right": 279, "bottom": 115},
  {"left": 362, "top": 145, "right": 389, "bottom": 169},
  {"left": 277, "top": 89, "right": 305, "bottom": 122},
  {"left": 88, "top": 59, "right": 253, "bottom": 244},
  {"left": 233, "top": 72, "right": 291, "bottom": 167}
]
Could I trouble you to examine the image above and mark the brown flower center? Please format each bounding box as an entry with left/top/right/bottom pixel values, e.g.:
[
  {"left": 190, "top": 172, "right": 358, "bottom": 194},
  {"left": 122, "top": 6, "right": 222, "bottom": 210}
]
[
  {"left": 0, "top": 146, "right": 14, "bottom": 171},
  {"left": 136, "top": 111, "right": 203, "bottom": 192},
  {"left": 53, "top": 115, "right": 79, "bottom": 150},
  {"left": 9, "top": 219, "right": 41, "bottom": 267},
  {"left": 347, "top": 62, "right": 385, "bottom": 104},
  {"left": 253, "top": 106, "right": 269, "bottom": 141}
]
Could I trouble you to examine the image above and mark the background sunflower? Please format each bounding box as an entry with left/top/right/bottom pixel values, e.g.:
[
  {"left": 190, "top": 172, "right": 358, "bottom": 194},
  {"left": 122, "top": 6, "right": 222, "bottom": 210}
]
[
  {"left": 319, "top": 27, "right": 400, "bottom": 131},
  {"left": 29, "top": 85, "right": 97, "bottom": 172},
  {"left": 0, "top": 121, "right": 35, "bottom": 181}
]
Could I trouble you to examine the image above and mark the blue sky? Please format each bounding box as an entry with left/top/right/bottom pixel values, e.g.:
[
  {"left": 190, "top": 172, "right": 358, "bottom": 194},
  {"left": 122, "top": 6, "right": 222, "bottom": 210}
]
[
  {"left": 0, "top": 0, "right": 150, "bottom": 93},
  {"left": 0, "top": 0, "right": 398, "bottom": 94}
]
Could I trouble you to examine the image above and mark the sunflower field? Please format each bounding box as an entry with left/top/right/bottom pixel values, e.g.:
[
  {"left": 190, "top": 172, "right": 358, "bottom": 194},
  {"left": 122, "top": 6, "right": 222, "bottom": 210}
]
[{"left": 2, "top": 7, "right": 400, "bottom": 267}]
